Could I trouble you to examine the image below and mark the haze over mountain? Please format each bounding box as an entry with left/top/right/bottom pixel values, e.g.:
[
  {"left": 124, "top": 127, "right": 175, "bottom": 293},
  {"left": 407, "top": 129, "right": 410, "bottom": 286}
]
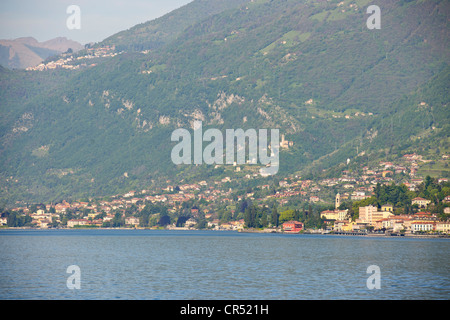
[
  {"left": 0, "top": 0, "right": 448, "bottom": 205},
  {"left": 0, "top": 37, "right": 83, "bottom": 69}
]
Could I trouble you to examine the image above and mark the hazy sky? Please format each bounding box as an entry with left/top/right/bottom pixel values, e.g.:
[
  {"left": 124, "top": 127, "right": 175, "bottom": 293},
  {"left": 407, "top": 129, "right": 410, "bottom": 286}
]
[{"left": 0, "top": 0, "right": 193, "bottom": 45}]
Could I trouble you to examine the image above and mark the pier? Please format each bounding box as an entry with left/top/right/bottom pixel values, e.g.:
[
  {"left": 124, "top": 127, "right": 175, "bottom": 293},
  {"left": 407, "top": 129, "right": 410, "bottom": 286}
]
[{"left": 331, "top": 231, "right": 368, "bottom": 236}]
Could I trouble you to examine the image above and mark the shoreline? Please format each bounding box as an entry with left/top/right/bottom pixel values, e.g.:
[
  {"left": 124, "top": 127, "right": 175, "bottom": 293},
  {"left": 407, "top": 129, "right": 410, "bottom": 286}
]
[
  {"left": 239, "top": 228, "right": 450, "bottom": 238},
  {"left": 1, "top": 227, "right": 449, "bottom": 239}
]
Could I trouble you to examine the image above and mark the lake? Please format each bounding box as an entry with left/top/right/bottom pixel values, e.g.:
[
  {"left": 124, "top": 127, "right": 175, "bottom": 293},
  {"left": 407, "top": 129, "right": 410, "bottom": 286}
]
[{"left": 0, "top": 229, "right": 449, "bottom": 300}]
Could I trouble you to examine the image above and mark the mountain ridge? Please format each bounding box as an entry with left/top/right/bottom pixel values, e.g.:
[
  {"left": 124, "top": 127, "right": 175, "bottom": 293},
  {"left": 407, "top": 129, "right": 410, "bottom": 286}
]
[
  {"left": 0, "top": 37, "right": 83, "bottom": 69},
  {"left": 99, "top": 0, "right": 250, "bottom": 52}
]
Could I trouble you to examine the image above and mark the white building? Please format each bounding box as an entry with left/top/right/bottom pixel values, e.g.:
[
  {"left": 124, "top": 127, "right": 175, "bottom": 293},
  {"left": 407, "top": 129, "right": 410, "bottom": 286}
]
[
  {"left": 410, "top": 221, "right": 434, "bottom": 233},
  {"left": 67, "top": 219, "right": 88, "bottom": 228},
  {"left": 411, "top": 197, "right": 431, "bottom": 208},
  {"left": 435, "top": 222, "right": 450, "bottom": 234},
  {"left": 125, "top": 216, "right": 140, "bottom": 227},
  {"left": 185, "top": 218, "right": 197, "bottom": 228}
]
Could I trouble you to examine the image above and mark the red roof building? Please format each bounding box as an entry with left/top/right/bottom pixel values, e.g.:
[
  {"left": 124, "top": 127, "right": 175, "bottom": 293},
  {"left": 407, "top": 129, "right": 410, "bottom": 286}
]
[{"left": 282, "top": 221, "right": 304, "bottom": 233}]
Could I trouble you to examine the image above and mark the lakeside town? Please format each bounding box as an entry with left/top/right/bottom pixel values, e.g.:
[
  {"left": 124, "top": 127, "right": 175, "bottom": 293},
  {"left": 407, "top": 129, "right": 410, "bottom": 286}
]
[
  {"left": 17, "top": 46, "right": 449, "bottom": 239},
  {"left": 2, "top": 151, "right": 449, "bottom": 237}
]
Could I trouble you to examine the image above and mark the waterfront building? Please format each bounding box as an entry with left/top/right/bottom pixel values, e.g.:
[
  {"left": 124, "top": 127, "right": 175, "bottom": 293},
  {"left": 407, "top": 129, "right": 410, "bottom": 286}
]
[
  {"left": 358, "top": 205, "right": 393, "bottom": 227},
  {"left": 320, "top": 209, "right": 349, "bottom": 221},
  {"left": 282, "top": 221, "right": 303, "bottom": 233}
]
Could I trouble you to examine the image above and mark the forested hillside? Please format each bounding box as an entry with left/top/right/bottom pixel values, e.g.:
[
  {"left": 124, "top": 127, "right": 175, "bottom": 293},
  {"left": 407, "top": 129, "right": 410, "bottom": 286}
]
[{"left": 0, "top": 0, "right": 448, "bottom": 205}]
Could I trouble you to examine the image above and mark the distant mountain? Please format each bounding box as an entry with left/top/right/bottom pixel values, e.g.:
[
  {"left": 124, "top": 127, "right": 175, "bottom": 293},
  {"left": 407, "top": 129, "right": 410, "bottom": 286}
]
[
  {"left": 0, "top": 0, "right": 448, "bottom": 205},
  {"left": 0, "top": 37, "right": 83, "bottom": 69}
]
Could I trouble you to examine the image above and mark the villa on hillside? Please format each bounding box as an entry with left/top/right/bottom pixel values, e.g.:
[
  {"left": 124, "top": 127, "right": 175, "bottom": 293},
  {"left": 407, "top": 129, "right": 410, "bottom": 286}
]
[{"left": 411, "top": 197, "right": 431, "bottom": 208}]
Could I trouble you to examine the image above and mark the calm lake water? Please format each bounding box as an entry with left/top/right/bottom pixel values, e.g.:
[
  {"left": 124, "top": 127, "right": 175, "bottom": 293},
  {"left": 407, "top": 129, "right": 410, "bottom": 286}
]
[{"left": 0, "top": 229, "right": 449, "bottom": 300}]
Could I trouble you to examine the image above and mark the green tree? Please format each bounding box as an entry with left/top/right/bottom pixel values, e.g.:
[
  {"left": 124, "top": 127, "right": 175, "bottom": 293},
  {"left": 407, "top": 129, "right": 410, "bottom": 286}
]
[
  {"left": 244, "top": 205, "right": 257, "bottom": 228},
  {"left": 196, "top": 217, "right": 207, "bottom": 229},
  {"left": 221, "top": 210, "right": 232, "bottom": 223},
  {"left": 7, "top": 212, "right": 17, "bottom": 227},
  {"left": 158, "top": 215, "right": 171, "bottom": 226},
  {"left": 279, "top": 209, "right": 295, "bottom": 224},
  {"left": 293, "top": 209, "right": 300, "bottom": 221},
  {"left": 260, "top": 212, "right": 268, "bottom": 228},
  {"left": 111, "top": 212, "right": 124, "bottom": 227},
  {"left": 271, "top": 207, "right": 279, "bottom": 227},
  {"left": 49, "top": 216, "right": 59, "bottom": 228}
]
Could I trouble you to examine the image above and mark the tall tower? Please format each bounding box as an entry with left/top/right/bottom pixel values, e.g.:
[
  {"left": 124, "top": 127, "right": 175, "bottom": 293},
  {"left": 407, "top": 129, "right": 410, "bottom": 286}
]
[{"left": 335, "top": 193, "right": 340, "bottom": 210}]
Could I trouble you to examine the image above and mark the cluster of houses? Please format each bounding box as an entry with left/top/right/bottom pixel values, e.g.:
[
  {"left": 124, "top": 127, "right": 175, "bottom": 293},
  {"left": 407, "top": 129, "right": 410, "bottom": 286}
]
[
  {"left": 0, "top": 199, "right": 306, "bottom": 233},
  {"left": 2, "top": 149, "right": 448, "bottom": 234},
  {"left": 26, "top": 57, "right": 81, "bottom": 71},
  {"left": 1, "top": 176, "right": 308, "bottom": 232},
  {"left": 321, "top": 194, "right": 450, "bottom": 234},
  {"left": 26, "top": 45, "right": 120, "bottom": 71}
]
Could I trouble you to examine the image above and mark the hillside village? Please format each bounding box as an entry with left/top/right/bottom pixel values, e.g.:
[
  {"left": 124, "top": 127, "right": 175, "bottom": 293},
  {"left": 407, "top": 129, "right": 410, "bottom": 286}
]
[
  {"left": 25, "top": 45, "right": 122, "bottom": 71},
  {"left": 2, "top": 151, "right": 449, "bottom": 236}
]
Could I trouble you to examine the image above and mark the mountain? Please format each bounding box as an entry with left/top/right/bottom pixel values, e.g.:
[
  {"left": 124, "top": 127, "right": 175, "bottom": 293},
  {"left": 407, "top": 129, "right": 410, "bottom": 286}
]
[
  {"left": 301, "top": 65, "right": 450, "bottom": 180},
  {"left": 99, "top": 0, "right": 250, "bottom": 51},
  {"left": 0, "top": 37, "right": 83, "bottom": 69},
  {"left": 0, "top": 0, "right": 448, "bottom": 205}
]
